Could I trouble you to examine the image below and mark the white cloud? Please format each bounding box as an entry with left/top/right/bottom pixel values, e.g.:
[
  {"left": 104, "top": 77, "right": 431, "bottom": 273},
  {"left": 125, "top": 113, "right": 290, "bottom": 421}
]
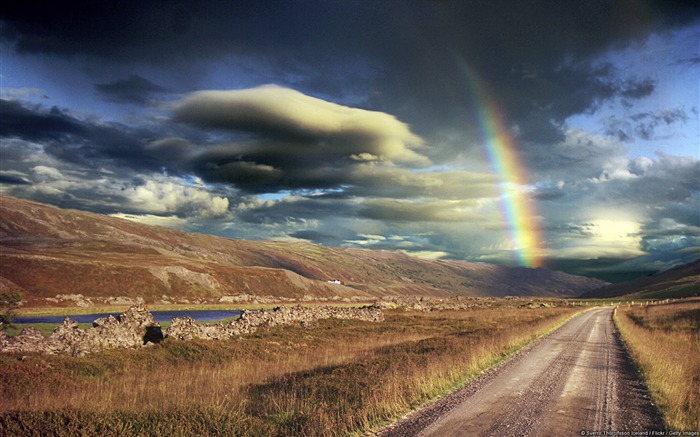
[
  {"left": 399, "top": 250, "right": 450, "bottom": 260},
  {"left": 109, "top": 213, "right": 190, "bottom": 229},
  {"left": 358, "top": 233, "right": 386, "bottom": 241},
  {"left": 629, "top": 156, "right": 654, "bottom": 175},
  {"left": 1, "top": 87, "right": 48, "bottom": 101},
  {"left": 128, "top": 179, "right": 230, "bottom": 217},
  {"left": 529, "top": 127, "right": 627, "bottom": 181},
  {"left": 32, "top": 165, "right": 65, "bottom": 180}
]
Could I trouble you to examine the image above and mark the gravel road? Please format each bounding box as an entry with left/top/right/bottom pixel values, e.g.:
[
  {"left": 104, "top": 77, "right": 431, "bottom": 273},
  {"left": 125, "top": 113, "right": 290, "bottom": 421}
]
[{"left": 376, "top": 308, "right": 663, "bottom": 436}]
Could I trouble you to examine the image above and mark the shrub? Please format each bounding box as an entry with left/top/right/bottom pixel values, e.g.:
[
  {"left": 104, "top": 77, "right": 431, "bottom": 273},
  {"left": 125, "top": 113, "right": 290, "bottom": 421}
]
[{"left": 0, "top": 292, "right": 22, "bottom": 331}]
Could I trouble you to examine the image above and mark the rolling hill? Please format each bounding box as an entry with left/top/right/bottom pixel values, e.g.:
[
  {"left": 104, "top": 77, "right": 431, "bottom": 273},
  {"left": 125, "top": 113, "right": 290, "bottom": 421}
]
[
  {"left": 580, "top": 259, "right": 700, "bottom": 299},
  {"left": 0, "top": 195, "right": 607, "bottom": 306}
]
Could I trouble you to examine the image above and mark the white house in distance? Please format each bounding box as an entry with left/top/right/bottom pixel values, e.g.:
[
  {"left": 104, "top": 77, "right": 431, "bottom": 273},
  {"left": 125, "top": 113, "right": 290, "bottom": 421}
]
[{"left": 327, "top": 279, "right": 342, "bottom": 285}]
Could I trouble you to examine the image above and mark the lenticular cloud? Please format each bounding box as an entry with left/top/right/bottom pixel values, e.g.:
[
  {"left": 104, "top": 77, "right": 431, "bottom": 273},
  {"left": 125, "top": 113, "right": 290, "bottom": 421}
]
[{"left": 173, "top": 85, "right": 428, "bottom": 167}]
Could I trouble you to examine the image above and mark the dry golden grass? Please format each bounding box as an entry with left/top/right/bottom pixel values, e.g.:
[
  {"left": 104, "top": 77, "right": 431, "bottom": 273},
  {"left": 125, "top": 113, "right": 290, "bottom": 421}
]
[
  {"left": 615, "top": 299, "right": 700, "bottom": 431},
  {"left": 1, "top": 305, "right": 579, "bottom": 436}
]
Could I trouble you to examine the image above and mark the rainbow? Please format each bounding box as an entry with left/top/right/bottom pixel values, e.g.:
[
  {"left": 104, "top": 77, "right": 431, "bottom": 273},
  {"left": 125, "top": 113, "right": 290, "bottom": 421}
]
[{"left": 456, "top": 59, "right": 545, "bottom": 268}]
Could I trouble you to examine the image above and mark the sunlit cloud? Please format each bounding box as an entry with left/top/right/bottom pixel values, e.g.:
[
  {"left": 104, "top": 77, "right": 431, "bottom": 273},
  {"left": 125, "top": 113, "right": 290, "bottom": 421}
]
[
  {"left": 546, "top": 218, "right": 645, "bottom": 260},
  {"left": 109, "top": 213, "right": 191, "bottom": 230},
  {"left": 399, "top": 250, "right": 450, "bottom": 260},
  {"left": 173, "top": 85, "right": 429, "bottom": 166},
  {"left": 127, "top": 179, "right": 230, "bottom": 218}
]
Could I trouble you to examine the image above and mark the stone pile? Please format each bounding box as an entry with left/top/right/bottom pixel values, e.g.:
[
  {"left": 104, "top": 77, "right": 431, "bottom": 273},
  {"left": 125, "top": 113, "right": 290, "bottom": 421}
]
[
  {"left": 0, "top": 304, "right": 384, "bottom": 356},
  {"left": 0, "top": 305, "right": 162, "bottom": 357},
  {"left": 165, "top": 304, "right": 384, "bottom": 341}
]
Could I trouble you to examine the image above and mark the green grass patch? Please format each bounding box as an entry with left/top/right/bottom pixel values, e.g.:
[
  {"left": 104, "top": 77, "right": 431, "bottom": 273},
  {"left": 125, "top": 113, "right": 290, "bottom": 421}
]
[{"left": 4, "top": 322, "right": 94, "bottom": 337}]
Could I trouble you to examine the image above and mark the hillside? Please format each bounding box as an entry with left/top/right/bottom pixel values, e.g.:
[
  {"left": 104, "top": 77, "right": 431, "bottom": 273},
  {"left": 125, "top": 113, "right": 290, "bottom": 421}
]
[
  {"left": 0, "top": 195, "right": 607, "bottom": 305},
  {"left": 581, "top": 259, "right": 700, "bottom": 299}
]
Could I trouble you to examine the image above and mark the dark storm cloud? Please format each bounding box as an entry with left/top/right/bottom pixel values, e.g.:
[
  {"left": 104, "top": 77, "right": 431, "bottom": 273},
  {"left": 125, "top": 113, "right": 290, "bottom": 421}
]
[
  {"left": 4, "top": 1, "right": 696, "bottom": 61},
  {"left": 619, "top": 78, "right": 656, "bottom": 99},
  {"left": 604, "top": 108, "right": 690, "bottom": 142},
  {"left": 95, "top": 74, "right": 168, "bottom": 104},
  {"left": 0, "top": 99, "right": 157, "bottom": 171},
  {"left": 182, "top": 142, "right": 499, "bottom": 198},
  {"left": 669, "top": 55, "right": 700, "bottom": 66},
  {"left": 1, "top": 99, "right": 85, "bottom": 140},
  {"left": 3, "top": 1, "right": 697, "bottom": 149},
  {"left": 359, "top": 1, "right": 699, "bottom": 150},
  {"left": 289, "top": 230, "right": 345, "bottom": 246},
  {"left": 0, "top": 173, "right": 31, "bottom": 185},
  {"left": 544, "top": 258, "right": 650, "bottom": 283},
  {"left": 1, "top": 1, "right": 206, "bottom": 59},
  {"left": 533, "top": 190, "right": 566, "bottom": 202},
  {"left": 0, "top": 0, "right": 367, "bottom": 64}
]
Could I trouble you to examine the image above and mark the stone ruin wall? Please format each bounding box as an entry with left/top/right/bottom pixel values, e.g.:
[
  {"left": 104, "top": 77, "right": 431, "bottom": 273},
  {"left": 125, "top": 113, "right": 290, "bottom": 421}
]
[
  {"left": 166, "top": 304, "right": 384, "bottom": 341},
  {"left": 0, "top": 304, "right": 384, "bottom": 357}
]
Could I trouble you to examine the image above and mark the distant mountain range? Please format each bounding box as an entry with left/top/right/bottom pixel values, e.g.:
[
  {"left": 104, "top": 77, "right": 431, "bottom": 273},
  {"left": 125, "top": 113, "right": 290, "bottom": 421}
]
[
  {"left": 0, "top": 195, "right": 608, "bottom": 305},
  {"left": 581, "top": 259, "right": 699, "bottom": 299}
]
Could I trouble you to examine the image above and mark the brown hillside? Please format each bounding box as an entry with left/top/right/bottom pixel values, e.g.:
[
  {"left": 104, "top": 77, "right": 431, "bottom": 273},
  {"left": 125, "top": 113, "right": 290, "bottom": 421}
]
[
  {"left": 0, "top": 195, "right": 607, "bottom": 305},
  {"left": 580, "top": 259, "right": 700, "bottom": 299}
]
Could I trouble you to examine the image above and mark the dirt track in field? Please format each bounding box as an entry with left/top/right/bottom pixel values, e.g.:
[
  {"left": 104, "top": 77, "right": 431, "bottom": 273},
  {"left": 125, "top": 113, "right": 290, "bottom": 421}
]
[{"left": 376, "top": 308, "right": 663, "bottom": 436}]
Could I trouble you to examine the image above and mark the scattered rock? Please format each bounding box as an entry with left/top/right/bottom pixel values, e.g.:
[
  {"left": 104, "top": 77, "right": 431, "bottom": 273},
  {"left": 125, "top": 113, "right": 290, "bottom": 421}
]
[
  {"left": 43, "top": 294, "right": 145, "bottom": 307},
  {"left": 44, "top": 293, "right": 93, "bottom": 307}
]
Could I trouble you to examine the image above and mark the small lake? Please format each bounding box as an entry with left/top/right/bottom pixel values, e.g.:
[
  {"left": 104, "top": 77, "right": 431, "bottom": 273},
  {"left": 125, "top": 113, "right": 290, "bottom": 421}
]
[{"left": 14, "top": 309, "right": 242, "bottom": 324}]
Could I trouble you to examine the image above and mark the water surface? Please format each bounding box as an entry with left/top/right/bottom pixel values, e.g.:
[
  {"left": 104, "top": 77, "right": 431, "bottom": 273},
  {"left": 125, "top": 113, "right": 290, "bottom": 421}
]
[{"left": 14, "top": 309, "right": 242, "bottom": 324}]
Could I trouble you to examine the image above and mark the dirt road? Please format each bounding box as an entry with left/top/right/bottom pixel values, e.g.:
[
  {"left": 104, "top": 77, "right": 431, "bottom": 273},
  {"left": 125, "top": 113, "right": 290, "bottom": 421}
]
[{"left": 377, "top": 308, "right": 663, "bottom": 436}]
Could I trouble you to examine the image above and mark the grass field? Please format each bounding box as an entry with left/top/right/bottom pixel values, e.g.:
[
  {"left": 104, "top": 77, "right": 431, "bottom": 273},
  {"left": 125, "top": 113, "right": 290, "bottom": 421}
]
[
  {"left": 615, "top": 299, "right": 700, "bottom": 431},
  {"left": 1, "top": 304, "right": 579, "bottom": 436}
]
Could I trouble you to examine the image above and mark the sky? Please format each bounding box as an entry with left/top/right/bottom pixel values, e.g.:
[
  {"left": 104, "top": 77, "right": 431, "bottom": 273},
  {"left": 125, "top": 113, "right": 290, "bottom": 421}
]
[{"left": 1, "top": 0, "right": 698, "bottom": 282}]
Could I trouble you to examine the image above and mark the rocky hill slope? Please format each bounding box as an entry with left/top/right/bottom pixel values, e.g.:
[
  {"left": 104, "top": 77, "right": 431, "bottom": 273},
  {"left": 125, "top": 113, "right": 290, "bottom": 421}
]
[{"left": 0, "top": 195, "right": 607, "bottom": 305}]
